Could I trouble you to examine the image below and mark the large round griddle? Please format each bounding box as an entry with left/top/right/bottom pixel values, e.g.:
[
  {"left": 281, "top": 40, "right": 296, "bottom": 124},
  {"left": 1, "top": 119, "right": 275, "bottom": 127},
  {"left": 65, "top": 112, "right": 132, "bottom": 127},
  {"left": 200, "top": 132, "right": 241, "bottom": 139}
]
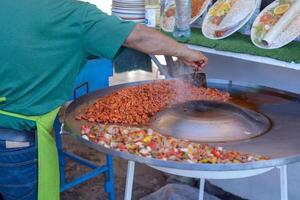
[{"left": 63, "top": 79, "right": 300, "bottom": 171}]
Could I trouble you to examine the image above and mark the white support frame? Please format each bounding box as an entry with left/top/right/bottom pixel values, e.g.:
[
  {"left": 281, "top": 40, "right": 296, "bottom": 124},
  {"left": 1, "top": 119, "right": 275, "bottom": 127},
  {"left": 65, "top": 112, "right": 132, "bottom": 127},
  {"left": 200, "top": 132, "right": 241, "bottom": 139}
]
[
  {"left": 124, "top": 161, "right": 135, "bottom": 200},
  {"left": 199, "top": 178, "right": 206, "bottom": 200},
  {"left": 279, "top": 165, "right": 288, "bottom": 200},
  {"left": 124, "top": 163, "right": 289, "bottom": 200}
]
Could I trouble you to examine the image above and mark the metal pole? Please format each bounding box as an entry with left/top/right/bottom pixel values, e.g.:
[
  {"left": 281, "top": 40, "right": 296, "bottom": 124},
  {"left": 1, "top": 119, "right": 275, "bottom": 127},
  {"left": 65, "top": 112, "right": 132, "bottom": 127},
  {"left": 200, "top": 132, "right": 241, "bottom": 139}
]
[
  {"left": 105, "top": 155, "right": 115, "bottom": 200},
  {"left": 279, "top": 165, "right": 288, "bottom": 200},
  {"left": 199, "top": 178, "right": 205, "bottom": 200},
  {"left": 124, "top": 161, "right": 136, "bottom": 200}
]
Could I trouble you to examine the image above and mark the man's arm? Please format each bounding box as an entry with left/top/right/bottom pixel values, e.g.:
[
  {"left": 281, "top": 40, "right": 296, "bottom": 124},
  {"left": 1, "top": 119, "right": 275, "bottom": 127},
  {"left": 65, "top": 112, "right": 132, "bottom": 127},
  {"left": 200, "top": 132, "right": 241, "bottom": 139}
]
[{"left": 124, "top": 24, "right": 208, "bottom": 69}]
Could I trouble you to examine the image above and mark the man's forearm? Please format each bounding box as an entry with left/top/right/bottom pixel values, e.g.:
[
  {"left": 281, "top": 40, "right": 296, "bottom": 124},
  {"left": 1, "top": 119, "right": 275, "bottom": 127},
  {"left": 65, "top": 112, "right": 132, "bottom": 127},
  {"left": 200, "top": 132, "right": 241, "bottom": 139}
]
[
  {"left": 124, "top": 24, "right": 208, "bottom": 69},
  {"left": 124, "top": 24, "right": 188, "bottom": 57}
]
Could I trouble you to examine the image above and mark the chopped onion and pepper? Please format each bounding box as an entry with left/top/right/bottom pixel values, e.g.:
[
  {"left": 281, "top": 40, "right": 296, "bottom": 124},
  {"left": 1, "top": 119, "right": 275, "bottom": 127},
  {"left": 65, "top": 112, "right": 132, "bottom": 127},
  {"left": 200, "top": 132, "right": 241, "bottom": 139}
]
[{"left": 81, "top": 124, "right": 269, "bottom": 164}]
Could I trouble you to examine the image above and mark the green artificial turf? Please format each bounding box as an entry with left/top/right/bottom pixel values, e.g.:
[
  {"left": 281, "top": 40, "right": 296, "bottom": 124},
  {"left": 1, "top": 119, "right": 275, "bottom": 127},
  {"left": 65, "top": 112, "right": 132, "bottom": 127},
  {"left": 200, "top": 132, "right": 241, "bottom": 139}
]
[{"left": 169, "top": 28, "right": 300, "bottom": 63}]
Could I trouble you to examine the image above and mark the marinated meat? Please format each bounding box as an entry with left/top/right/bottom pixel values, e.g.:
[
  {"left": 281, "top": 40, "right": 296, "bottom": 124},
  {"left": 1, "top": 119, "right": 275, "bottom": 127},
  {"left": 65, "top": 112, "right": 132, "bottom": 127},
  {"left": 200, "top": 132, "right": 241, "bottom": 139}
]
[{"left": 77, "top": 80, "right": 230, "bottom": 125}]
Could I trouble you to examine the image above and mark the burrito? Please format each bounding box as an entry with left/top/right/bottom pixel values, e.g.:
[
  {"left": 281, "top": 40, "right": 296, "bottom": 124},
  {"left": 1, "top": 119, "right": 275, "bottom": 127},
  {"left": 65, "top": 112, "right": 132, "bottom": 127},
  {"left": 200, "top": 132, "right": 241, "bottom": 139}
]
[
  {"left": 217, "top": 0, "right": 256, "bottom": 32},
  {"left": 262, "top": 0, "right": 300, "bottom": 46},
  {"left": 205, "top": 0, "right": 257, "bottom": 38},
  {"left": 271, "top": 12, "right": 300, "bottom": 47}
]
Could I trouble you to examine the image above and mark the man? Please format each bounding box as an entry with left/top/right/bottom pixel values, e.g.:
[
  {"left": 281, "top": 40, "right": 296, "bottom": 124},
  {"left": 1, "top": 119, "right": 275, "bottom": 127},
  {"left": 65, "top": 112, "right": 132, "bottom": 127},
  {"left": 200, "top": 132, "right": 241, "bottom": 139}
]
[{"left": 0, "top": 0, "right": 208, "bottom": 199}]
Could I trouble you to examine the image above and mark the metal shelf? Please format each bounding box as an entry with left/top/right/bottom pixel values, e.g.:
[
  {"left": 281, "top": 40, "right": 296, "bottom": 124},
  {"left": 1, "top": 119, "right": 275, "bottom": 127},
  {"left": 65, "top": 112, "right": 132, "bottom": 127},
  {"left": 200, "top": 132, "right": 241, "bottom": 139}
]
[{"left": 188, "top": 44, "right": 300, "bottom": 70}]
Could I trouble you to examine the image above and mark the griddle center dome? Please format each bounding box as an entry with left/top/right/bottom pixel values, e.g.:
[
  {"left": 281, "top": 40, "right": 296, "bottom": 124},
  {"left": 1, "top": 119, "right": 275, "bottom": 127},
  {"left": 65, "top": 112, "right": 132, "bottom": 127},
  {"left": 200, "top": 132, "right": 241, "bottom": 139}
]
[{"left": 150, "top": 100, "right": 271, "bottom": 143}]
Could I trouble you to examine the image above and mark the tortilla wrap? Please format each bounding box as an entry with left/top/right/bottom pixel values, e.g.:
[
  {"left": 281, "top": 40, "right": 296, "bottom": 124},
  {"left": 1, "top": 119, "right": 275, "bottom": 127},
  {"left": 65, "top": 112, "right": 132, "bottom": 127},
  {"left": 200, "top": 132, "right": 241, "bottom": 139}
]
[
  {"left": 262, "top": 0, "right": 300, "bottom": 46},
  {"left": 217, "top": 0, "right": 256, "bottom": 31},
  {"left": 270, "top": 12, "right": 300, "bottom": 47}
]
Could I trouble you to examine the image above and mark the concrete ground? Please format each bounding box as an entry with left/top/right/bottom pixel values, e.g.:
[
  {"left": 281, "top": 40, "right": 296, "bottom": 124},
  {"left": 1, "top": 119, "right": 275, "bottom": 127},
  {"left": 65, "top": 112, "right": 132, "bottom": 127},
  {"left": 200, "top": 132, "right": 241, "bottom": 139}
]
[{"left": 61, "top": 134, "right": 167, "bottom": 200}]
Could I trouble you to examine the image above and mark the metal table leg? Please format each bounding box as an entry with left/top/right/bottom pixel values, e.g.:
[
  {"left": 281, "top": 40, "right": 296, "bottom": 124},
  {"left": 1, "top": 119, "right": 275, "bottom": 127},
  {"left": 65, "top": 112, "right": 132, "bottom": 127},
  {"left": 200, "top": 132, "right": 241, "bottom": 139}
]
[
  {"left": 199, "top": 178, "right": 205, "bottom": 200},
  {"left": 279, "top": 165, "right": 288, "bottom": 200},
  {"left": 125, "top": 161, "right": 136, "bottom": 200}
]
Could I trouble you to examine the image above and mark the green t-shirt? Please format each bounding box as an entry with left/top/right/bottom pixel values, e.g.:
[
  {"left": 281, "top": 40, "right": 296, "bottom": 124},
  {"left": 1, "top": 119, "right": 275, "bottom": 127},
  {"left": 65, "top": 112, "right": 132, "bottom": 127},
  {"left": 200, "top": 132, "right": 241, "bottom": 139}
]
[{"left": 0, "top": 0, "right": 136, "bottom": 131}]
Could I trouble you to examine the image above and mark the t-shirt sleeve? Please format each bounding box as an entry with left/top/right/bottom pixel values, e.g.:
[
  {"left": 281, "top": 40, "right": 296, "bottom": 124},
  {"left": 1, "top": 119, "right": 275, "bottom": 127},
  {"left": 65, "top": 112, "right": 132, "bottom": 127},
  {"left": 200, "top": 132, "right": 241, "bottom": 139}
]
[{"left": 81, "top": 4, "right": 136, "bottom": 59}]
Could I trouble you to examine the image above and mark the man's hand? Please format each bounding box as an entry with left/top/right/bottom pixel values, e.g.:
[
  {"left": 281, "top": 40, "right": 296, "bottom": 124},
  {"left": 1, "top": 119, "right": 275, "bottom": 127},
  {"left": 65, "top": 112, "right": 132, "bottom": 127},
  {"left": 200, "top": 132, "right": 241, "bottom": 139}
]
[
  {"left": 124, "top": 24, "right": 208, "bottom": 70},
  {"left": 177, "top": 45, "right": 208, "bottom": 71}
]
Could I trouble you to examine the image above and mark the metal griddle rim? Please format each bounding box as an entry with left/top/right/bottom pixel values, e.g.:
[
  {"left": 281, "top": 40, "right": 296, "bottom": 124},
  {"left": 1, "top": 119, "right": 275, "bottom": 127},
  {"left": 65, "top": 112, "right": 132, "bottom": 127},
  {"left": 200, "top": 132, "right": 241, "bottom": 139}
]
[{"left": 63, "top": 79, "right": 300, "bottom": 171}]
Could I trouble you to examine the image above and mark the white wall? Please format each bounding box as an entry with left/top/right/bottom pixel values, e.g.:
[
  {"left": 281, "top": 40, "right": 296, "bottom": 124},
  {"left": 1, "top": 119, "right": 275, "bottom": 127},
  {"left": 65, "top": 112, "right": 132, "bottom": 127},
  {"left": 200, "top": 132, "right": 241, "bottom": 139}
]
[{"left": 80, "top": 0, "right": 112, "bottom": 14}]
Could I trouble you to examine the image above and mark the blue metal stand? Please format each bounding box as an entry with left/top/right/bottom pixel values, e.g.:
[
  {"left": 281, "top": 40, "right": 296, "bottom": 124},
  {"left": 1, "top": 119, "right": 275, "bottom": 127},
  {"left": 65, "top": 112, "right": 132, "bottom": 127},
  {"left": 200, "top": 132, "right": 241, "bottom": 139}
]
[
  {"left": 53, "top": 58, "right": 115, "bottom": 199},
  {"left": 54, "top": 119, "right": 115, "bottom": 199}
]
